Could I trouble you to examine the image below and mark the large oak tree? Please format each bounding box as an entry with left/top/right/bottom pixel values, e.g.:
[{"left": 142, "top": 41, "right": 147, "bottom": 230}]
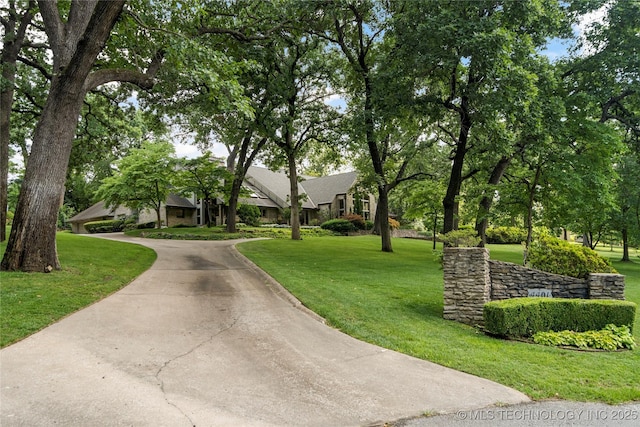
[{"left": 2, "top": 0, "right": 162, "bottom": 271}]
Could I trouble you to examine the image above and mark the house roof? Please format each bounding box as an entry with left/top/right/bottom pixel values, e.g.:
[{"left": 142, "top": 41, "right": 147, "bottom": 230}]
[
  {"left": 68, "top": 201, "right": 116, "bottom": 223},
  {"left": 165, "top": 194, "right": 196, "bottom": 209},
  {"left": 245, "top": 166, "right": 358, "bottom": 209},
  {"left": 245, "top": 166, "right": 316, "bottom": 209},
  {"left": 300, "top": 171, "right": 358, "bottom": 205},
  {"left": 70, "top": 194, "right": 194, "bottom": 224}
]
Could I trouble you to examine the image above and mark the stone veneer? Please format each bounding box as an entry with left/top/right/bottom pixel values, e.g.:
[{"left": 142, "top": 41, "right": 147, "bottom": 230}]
[{"left": 443, "top": 247, "right": 626, "bottom": 326}]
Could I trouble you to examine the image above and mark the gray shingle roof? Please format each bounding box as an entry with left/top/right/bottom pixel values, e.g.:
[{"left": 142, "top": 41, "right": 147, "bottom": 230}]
[
  {"left": 246, "top": 166, "right": 358, "bottom": 209},
  {"left": 165, "top": 194, "right": 196, "bottom": 208},
  {"left": 300, "top": 171, "right": 358, "bottom": 205},
  {"left": 70, "top": 194, "right": 194, "bottom": 223},
  {"left": 68, "top": 201, "right": 115, "bottom": 223},
  {"left": 245, "top": 167, "right": 315, "bottom": 209}
]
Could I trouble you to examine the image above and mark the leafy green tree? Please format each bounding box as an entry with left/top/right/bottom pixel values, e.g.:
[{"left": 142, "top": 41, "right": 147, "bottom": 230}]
[
  {"left": 260, "top": 30, "right": 340, "bottom": 240},
  {"left": 0, "top": 0, "right": 37, "bottom": 242},
  {"left": 393, "top": 0, "right": 572, "bottom": 236},
  {"left": 310, "top": 0, "right": 428, "bottom": 252},
  {"left": 97, "top": 140, "right": 177, "bottom": 229},
  {"left": 1, "top": 1, "right": 165, "bottom": 272},
  {"left": 174, "top": 153, "right": 231, "bottom": 227},
  {"left": 611, "top": 150, "right": 640, "bottom": 261}
]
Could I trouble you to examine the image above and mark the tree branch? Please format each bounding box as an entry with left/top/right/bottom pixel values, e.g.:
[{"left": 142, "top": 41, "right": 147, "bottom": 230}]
[
  {"left": 17, "top": 55, "right": 52, "bottom": 80},
  {"left": 83, "top": 49, "right": 164, "bottom": 92},
  {"left": 37, "top": 0, "right": 64, "bottom": 62}
]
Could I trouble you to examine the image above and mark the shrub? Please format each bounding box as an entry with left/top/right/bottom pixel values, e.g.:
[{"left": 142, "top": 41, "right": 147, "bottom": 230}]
[
  {"left": 84, "top": 219, "right": 124, "bottom": 233},
  {"left": 533, "top": 324, "right": 636, "bottom": 351},
  {"left": 483, "top": 297, "right": 636, "bottom": 338},
  {"left": 388, "top": 217, "right": 400, "bottom": 230},
  {"left": 237, "top": 204, "right": 261, "bottom": 227},
  {"left": 486, "top": 226, "right": 527, "bottom": 244},
  {"left": 320, "top": 219, "right": 356, "bottom": 234},
  {"left": 439, "top": 228, "right": 481, "bottom": 247},
  {"left": 527, "top": 233, "right": 617, "bottom": 279},
  {"left": 137, "top": 221, "right": 156, "bottom": 229},
  {"left": 364, "top": 220, "right": 374, "bottom": 230},
  {"left": 341, "top": 213, "right": 366, "bottom": 230}
]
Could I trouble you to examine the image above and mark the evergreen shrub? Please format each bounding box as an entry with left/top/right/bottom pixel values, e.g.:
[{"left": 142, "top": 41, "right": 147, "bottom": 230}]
[
  {"left": 486, "top": 226, "right": 527, "bottom": 244},
  {"left": 527, "top": 234, "right": 617, "bottom": 279},
  {"left": 439, "top": 228, "right": 481, "bottom": 247},
  {"left": 320, "top": 219, "right": 356, "bottom": 234},
  {"left": 483, "top": 297, "right": 636, "bottom": 338},
  {"left": 237, "top": 204, "right": 261, "bottom": 227},
  {"left": 84, "top": 219, "right": 124, "bottom": 233}
]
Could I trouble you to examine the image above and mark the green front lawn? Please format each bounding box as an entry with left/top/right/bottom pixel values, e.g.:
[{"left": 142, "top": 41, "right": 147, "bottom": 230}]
[
  {"left": 0, "top": 233, "right": 156, "bottom": 347},
  {"left": 237, "top": 236, "right": 640, "bottom": 404}
]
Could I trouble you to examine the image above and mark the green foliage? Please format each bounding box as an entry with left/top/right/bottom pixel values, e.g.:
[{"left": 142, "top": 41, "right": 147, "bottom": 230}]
[
  {"left": 528, "top": 233, "right": 617, "bottom": 278},
  {"left": 237, "top": 204, "right": 261, "bottom": 227},
  {"left": 126, "top": 226, "right": 334, "bottom": 240},
  {"left": 96, "top": 140, "right": 177, "bottom": 228},
  {"left": 340, "top": 213, "right": 365, "bottom": 230},
  {"left": 533, "top": 324, "right": 636, "bottom": 351},
  {"left": 320, "top": 219, "right": 357, "bottom": 234},
  {"left": 486, "top": 226, "right": 527, "bottom": 244},
  {"left": 439, "top": 228, "right": 481, "bottom": 247},
  {"left": 483, "top": 298, "right": 637, "bottom": 338},
  {"left": 84, "top": 220, "right": 124, "bottom": 233}
]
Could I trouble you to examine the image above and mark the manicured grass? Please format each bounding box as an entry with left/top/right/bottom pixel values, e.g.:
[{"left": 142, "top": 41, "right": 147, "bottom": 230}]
[
  {"left": 125, "top": 225, "right": 334, "bottom": 240},
  {"left": 237, "top": 236, "right": 640, "bottom": 404},
  {"left": 0, "top": 233, "right": 156, "bottom": 347}
]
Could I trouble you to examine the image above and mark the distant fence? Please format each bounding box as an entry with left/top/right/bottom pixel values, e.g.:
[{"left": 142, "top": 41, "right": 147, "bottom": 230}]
[{"left": 443, "top": 247, "right": 625, "bottom": 326}]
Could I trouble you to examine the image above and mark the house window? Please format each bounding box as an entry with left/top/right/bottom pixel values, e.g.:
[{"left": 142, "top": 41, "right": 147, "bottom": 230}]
[
  {"left": 338, "top": 197, "right": 346, "bottom": 217},
  {"left": 362, "top": 200, "right": 370, "bottom": 220},
  {"left": 176, "top": 209, "right": 185, "bottom": 218}
]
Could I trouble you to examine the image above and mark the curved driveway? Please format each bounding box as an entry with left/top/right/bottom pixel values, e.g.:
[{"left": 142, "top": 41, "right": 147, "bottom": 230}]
[{"left": 1, "top": 235, "right": 529, "bottom": 426}]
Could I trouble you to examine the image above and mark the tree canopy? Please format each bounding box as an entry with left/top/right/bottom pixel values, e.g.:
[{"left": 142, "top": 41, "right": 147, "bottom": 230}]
[{"left": 2, "top": 0, "right": 639, "bottom": 270}]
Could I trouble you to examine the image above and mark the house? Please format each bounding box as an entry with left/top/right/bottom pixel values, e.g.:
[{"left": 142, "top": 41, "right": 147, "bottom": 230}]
[
  {"left": 204, "top": 166, "right": 376, "bottom": 226},
  {"left": 69, "top": 167, "right": 376, "bottom": 232},
  {"left": 68, "top": 194, "right": 198, "bottom": 234}
]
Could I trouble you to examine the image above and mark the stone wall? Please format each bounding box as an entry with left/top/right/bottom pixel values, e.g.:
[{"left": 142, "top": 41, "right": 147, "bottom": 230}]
[
  {"left": 443, "top": 247, "right": 626, "bottom": 326},
  {"left": 443, "top": 248, "right": 491, "bottom": 325},
  {"left": 488, "top": 260, "right": 587, "bottom": 300}
]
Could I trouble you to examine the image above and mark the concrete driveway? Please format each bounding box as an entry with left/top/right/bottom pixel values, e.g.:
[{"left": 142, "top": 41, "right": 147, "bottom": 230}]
[{"left": 1, "top": 235, "right": 529, "bottom": 426}]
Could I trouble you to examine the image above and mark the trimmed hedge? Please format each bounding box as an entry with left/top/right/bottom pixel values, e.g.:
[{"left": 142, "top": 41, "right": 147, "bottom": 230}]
[
  {"left": 84, "top": 219, "right": 124, "bottom": 233},
  {"left": 320, "top": 219, "right": 356, "bottom": 234},
  {"left": 483, "top": 297, "right": 636, "bottom": 338}
]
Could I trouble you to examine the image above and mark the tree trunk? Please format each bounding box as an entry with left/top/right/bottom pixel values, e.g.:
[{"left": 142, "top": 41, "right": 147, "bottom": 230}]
[
  {"left": 523, "top": 164, "right": 542, "bottom": 265},
  {"left": 2, "top": 84, "right": 87, "bottom": 271},
  {"left": 1, "top": 1, "right": 126, "bottom": 272},
  {"left": 377, "top": 186, "right": 392, "bottom": 252},
  {"left": 621, "top": 227, "right": 630, "bottom": 262},
  {"left": 226, "top": 172, "right": 244, "bottom": 233},
  {"left": 0, "top": 1, "right": 35, "bottom": 242},
  {"left": 287, "top": 151, "right": 301, "bottom": 240},
  {"left": 475, "top": 155, "right": 512, "bottom": 246},
  {"left": 443, "top": 107, "right": 471, "bottom": 236},
  {"left": 155, "top": 206, "right": 162, "bottom": 229}
]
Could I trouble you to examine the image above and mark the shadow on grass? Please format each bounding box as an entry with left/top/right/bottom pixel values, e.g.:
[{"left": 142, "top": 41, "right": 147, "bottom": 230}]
[{"left": 402, "top": 300, "right": 443, "bottom": 319}]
